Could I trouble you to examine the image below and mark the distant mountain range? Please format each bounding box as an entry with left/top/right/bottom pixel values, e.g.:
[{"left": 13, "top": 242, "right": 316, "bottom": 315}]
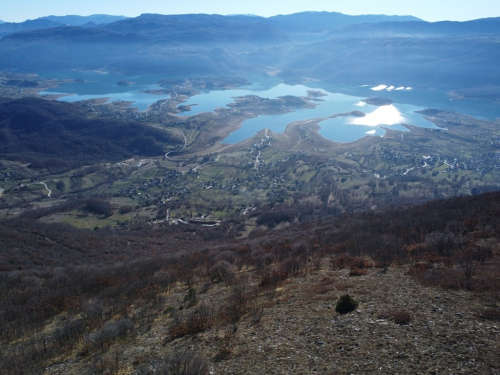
[
  {"left": 0, "top": 12, "right": 499, "bottom": 88},
  {"left": 223, "top": 12, "right": 421, "bottom": 41},
  {"left": 0, "top": 12, "right": 419, "bottom": 41},
  {"left": 0, "top": 14, "right": 128, "bottom": 39},
  {"left": 0, "top": 18, "right": 65, "bottom": 39},
  {"left": 279, "top": 34, "right": 500, "bottom": 88},
  {"left": 0, "top": 13, "right": 292, "bottom": 74},
  {"left": 40, "top": 14, "right": 129, "bottom": 26},
  {"left": 266, "top": 12, "right": 421, "bottom": 41},
  {"left": 99, "top": 13, "right": 291, "bottom": 45},
  {"left": 336, "top": 17, "right": 500, "bottom": 35}
]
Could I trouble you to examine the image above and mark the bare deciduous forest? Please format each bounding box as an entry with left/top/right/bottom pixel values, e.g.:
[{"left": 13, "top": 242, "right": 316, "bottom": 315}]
[{"left": 1, "top": 192, "right": 499, "bottom": 374}]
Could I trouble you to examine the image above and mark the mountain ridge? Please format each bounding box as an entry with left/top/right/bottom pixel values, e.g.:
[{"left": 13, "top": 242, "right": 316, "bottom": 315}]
[
  {"left": 1, "top": 13, "right": 500, "bottom": 87},
  {"left": 0, "top": 18, "right": 65, "bottom": 39},
  {"left": 40, "top": 14, "right": 129, "bottom": 26},
  {"left": 99, "top": 13, "right": 291, "bottom": 45},
  {"left": 0, "top": 11, "right": 422, "bottom": 40},
  {"left": 0, "top": 14, "right": 128, "bottom": 39},
  {"left": 336, "top": 17, "right": 500, "bottom": 35}
]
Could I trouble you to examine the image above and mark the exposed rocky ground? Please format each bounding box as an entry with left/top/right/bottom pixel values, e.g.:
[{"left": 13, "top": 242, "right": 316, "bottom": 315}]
[{"left": 44, "top": 265, "right": 500, "bottom": 375}]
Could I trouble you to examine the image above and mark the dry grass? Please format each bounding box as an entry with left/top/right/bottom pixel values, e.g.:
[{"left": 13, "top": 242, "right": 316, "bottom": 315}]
[
  {"left": 310, "top": 275, "right": 337, "bottom": 294},
  {"left": 40, "top": 262, "right": 500, "bottom": 375},
  {"left": 336, "top": 282, "right": 355, "bottom": 291},
  {"left": 349, "top": 268, "right": 368, "bottom": 277}
]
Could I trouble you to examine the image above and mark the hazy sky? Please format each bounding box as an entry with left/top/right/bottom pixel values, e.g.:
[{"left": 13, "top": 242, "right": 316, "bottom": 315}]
[{"left": 2, "top": 0, "right": 500, "bottom": 23}]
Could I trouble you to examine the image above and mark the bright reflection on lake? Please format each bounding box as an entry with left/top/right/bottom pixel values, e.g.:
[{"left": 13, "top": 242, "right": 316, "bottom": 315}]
[
  {"left": 350, "top": 105, "right": 406, "bottom": 126},
  {"left": 370, "top": 84, "right": 412, "bottom": 92}
]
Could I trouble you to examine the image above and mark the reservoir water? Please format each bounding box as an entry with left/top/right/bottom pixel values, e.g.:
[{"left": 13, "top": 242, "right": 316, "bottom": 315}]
[
  {"left": 39, "top": 71, "right": 171, "bottom": 111},
  {"left": 181, "top": 83, "right": 437, "bottom": 143},
  {"left": 40, "top": 71, "right": 500, "bottom": 144}
]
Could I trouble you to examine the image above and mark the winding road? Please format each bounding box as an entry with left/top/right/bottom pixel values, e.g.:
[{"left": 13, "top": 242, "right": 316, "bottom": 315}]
[
  {"left": 165, "top": 130, "right": 188, "bottom": 160},
  {"left": 254, "top": 150, "right": 261, "bottom": 171},
  {"left": 32, "top": 182, "right": 52, "bottom": 197}
]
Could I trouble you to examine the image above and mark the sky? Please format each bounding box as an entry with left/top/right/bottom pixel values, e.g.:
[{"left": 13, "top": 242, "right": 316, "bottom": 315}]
[{"left": 1, "top": 0, "right": 500, "bottom": 23}]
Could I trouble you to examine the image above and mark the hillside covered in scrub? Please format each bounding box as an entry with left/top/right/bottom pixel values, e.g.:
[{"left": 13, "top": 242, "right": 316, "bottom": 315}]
[{"left": 1, "top": 191, "right": 499, "bottom": 374}]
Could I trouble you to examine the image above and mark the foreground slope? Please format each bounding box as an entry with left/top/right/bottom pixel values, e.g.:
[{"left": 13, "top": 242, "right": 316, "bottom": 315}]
[{"left": 0, "top": 192, "right": 499, "bottom": 374}]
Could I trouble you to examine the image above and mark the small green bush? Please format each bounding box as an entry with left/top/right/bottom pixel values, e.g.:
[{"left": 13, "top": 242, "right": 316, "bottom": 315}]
[{"left": 335, "top": 293, "right": 358, "bottom": 314}]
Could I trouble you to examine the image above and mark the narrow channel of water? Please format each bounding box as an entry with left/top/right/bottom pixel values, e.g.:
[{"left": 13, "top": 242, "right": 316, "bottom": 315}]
[{"left": 39, "top": 71, "right": 170, "bottom": 111}]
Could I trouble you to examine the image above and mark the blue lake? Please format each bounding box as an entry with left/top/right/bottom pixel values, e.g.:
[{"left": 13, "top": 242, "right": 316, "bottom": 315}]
[
  {"left": 181, "top": 83, "right": 438, "bottom": 143},
  {"left": 39, "top": 71, "right": 500, "bottom": 144},
  {"left": 39, "top": 71, "right": 170, "bottom": 111}
]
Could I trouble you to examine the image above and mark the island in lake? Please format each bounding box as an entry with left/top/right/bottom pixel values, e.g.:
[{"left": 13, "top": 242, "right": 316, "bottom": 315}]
[{"left": 363, "top": 97, "right": 394, "bottom": 106}]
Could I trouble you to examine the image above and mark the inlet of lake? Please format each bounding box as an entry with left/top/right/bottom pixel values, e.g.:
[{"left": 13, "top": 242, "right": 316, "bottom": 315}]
[{"left": 40, "top": 72, "right": 500, "bottom": 144}]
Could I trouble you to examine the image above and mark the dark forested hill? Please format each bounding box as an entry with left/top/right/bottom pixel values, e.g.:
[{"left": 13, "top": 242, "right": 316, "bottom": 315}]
[{"left": 0, "top": 97, "right": 182, "bottom": 168}]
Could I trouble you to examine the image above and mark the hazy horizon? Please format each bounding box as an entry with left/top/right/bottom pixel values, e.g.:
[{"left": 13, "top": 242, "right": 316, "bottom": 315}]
[{"left": 2, "top": 0, "right": 500, "bottom": 23}]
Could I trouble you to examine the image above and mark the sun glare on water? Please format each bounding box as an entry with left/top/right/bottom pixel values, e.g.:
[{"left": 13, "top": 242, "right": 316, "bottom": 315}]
[
  {"left": 350, "top": 104, "right": 407, "bottom": 126},
  {"left": 371, "top": 84, "right": 412, "bottom": 91},
  {"left": 371, "top": 85, "right": 388, "bottom": 91}
]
